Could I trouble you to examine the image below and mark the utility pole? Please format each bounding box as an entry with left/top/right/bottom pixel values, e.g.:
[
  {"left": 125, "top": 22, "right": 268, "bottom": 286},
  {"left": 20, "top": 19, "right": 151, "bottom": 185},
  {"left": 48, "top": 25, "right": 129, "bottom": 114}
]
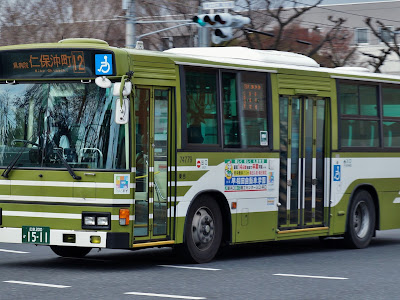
[{"left": 125, "top": 0, "right": 136, "bottom": 48}]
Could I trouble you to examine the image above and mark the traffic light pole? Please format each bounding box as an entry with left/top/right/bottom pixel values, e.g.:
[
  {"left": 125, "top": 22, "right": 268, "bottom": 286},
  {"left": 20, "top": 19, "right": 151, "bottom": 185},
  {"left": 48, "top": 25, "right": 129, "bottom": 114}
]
[
  {"left": 126, "top": 0, "right": 136, "bottom": 48},
  {"left": 198, "top": 4, "right": 210, "bottom": 47}
]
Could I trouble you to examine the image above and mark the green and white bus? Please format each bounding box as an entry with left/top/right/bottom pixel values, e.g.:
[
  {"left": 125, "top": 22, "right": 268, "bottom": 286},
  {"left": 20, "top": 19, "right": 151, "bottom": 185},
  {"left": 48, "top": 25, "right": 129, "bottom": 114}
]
[{"left": 0, "top": 39, "right": 399, "bottom": 263}]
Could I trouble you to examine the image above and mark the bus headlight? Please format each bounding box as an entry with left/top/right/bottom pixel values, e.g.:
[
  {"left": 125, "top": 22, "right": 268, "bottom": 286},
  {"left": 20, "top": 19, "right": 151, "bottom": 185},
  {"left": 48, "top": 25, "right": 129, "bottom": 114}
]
[
  {"left": 82, "top": 212, "right": 111, "bottom": 230},
  {"left": 97, "top": 216, "right": 109, "bottom": 226},
  {"left": 84, "top": 216, "right": 96, "bottom": 226}
]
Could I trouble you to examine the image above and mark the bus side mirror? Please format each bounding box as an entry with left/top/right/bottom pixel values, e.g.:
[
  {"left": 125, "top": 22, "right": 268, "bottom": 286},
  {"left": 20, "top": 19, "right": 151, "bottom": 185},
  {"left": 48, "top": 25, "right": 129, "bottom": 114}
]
[{"left": 113, "top": 81, "right": 132, "bottom": 125}]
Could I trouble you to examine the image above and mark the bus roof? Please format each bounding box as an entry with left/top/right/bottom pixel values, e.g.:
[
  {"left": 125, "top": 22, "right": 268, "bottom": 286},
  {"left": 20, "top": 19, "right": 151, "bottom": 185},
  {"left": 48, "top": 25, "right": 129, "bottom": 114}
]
[{"left": 162, "top": 46, "right": 400, "bottom": 84}]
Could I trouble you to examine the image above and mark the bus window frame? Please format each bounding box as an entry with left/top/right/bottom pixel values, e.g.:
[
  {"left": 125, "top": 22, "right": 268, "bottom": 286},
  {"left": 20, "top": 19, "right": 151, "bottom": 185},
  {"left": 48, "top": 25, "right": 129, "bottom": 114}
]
[
  {"left": 337, "top": 79, "right": 385, "bottom": 152},
  {"left": 180, "top": 66, "right": 273, "bottom": 152}
]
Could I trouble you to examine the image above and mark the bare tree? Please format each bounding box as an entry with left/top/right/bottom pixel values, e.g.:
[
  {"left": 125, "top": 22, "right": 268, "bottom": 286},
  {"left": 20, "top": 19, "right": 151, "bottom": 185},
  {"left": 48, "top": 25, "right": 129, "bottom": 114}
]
[
  {"left": 236, "top": 0, "right": 356, "bottom": 67},
  {"left": 0, "top": 0, "right": 355, "bottom": 67},
  {"left": 364, "top": 17, "right": 400, "bottom": 73},
  {"left": 361, "top": 49, "right": 391, "bottom": 73},
  {"left": 0, "top": 0, "right": 124, "bottom": 47}
]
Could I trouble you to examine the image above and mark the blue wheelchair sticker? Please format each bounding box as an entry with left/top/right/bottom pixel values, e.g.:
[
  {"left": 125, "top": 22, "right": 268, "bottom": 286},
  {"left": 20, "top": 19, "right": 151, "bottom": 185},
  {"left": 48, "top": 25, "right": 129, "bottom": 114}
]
[
  {"left": 333, "top": 165, "right": 341, "bottom": 181},
  {"left": 95, "top": 54, "right": 113, "bottom": 75}
]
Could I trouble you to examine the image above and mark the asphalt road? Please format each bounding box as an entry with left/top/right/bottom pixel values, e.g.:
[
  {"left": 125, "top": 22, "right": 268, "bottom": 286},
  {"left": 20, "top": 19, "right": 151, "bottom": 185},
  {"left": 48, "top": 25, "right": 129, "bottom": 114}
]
[{"left": 0, "top": 230, "right": 400, "bottom": 300}]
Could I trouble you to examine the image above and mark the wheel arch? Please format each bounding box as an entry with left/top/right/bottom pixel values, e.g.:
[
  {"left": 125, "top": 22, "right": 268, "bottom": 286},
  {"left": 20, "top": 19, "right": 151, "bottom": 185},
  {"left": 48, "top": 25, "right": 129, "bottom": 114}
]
[
  {"left": 346, "top": 184, "right": 380, "bottom": 231},
  {"left": 184, "top": 190, "right": 232, "bottom": 245}
]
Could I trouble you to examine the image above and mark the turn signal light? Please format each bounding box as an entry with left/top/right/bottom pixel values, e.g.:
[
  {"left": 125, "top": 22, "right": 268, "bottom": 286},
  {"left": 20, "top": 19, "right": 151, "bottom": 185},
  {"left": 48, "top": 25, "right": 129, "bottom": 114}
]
[{"left": 119, "top": 209, "right": 130, "bottom": 225}]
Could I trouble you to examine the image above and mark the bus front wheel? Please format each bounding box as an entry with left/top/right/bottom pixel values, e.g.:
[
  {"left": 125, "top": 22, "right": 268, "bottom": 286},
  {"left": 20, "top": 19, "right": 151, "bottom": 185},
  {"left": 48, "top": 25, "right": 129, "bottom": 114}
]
[
  {"left": 50, "top": 245, "right": 92, "bottom": 258},
  {"left": 344, "top": 190, "right": 375, "bottom": 249},
  {"left": 182, "top": 196, "right": 223, "bottom": 263}
]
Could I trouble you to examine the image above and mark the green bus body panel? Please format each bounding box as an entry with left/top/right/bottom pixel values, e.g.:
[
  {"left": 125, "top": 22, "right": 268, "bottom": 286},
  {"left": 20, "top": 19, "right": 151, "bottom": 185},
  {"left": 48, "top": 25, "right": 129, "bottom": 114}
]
[
  {"left": 277, "top": 73, "right": 332, "bottom": 97},
  {"left": 235, "top": 211, "right": 277, "bottom": 243}
]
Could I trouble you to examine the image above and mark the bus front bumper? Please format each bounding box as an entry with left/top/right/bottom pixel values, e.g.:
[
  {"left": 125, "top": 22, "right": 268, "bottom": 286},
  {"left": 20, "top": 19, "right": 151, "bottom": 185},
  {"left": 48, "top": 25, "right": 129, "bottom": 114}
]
[{"left": 0, "top": 227, "right": 111, "bottom": 248}]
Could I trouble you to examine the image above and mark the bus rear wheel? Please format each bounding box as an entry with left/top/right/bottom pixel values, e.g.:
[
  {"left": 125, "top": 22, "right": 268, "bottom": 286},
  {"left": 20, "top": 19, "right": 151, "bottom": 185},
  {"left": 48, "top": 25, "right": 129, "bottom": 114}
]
[
  {"left": 182, "top": 196, "right": 222, "bottom": 263},
  {"left": 50, "top": 245, "right": 92, "bottom": 258},
  {"left": 344, "top": 190, "right": 375, "bottom": 249}
]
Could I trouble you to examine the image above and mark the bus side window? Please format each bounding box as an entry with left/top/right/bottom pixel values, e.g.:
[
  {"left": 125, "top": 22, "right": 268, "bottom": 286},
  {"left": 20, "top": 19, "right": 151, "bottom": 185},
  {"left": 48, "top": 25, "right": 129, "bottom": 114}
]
[
  {"left": 222, "top": 72, "right": 240, "bottom": 148},
  {"left": 184, "top": 67, "right": 218, "bottom": 146}
]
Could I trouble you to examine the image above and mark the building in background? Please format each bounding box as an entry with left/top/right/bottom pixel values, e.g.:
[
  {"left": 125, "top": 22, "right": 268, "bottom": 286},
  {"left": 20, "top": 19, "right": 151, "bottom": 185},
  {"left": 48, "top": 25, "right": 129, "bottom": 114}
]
[{"left": 296, "top": 0, "right": 400, "bottom": 74}]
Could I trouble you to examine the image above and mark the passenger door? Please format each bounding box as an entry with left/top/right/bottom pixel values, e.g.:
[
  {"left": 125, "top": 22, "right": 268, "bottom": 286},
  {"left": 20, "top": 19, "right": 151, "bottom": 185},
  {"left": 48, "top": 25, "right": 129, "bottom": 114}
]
[
  {"left": 278, "top": 96, "right": 328, "bottom": 229},
  {"left": 133, "top": 86, "right": 170, "bottom": 240}
]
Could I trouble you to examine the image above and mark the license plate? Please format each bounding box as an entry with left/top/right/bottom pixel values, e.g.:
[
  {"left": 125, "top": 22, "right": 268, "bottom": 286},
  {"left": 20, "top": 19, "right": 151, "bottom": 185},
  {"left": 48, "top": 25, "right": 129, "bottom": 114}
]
[{"left": 22, "top": 226, "right": 50, "bottom": 244}]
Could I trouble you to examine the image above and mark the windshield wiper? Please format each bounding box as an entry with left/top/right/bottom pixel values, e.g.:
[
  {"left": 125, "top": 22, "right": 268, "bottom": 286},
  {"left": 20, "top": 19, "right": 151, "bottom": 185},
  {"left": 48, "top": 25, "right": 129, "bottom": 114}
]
[
  {"left": 47, "top": 138, "right": 81, "bottom": 180},
  {"left": 2, "top": 139, "right": 40, "bottom": 178}
]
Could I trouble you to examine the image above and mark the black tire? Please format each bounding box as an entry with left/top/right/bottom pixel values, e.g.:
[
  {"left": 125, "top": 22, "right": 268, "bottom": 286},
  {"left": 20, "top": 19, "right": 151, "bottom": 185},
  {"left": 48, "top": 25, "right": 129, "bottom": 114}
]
[
  {"left": 50, "top": 245, "right": 92, "bottom": 258},
  {"left": 181, "top": 195, "right": 223, "bottom": 263},
  {"left": 344, "top": 190, "right": 375, "bottom": 249}
]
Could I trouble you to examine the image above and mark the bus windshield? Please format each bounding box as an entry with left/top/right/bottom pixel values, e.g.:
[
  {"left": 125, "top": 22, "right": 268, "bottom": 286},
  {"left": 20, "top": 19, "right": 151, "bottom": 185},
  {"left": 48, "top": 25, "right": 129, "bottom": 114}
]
[{"left": 0, "top": 82, "right": 127, "bottom": 170}]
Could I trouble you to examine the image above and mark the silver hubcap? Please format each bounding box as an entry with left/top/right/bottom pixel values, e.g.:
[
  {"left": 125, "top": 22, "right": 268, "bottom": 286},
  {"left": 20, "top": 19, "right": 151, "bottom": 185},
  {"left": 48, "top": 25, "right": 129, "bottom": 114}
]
[
  {"left": 191, "top": 207, "right": 215, "bottom": 250},
  {"left": 353, "top": 201, "right": 370, "bottom": 239}
]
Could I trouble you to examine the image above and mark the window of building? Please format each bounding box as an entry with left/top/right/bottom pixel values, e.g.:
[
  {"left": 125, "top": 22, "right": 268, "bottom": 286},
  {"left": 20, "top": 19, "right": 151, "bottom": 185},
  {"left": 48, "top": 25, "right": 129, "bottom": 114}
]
[
  {"left": 355, "top": 28, "right": 369, "bottom": 44},
  {"left": 380, "top": 26, "right": 393, "bottom": 43}
]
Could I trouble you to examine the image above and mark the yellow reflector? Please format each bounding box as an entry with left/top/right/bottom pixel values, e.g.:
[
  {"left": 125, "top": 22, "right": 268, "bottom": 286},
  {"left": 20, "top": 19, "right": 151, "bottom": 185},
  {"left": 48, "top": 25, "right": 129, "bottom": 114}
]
[
  {"left": 119, "top": 208, "right": 130, "bottom": 225},
  {"left": 63, "top": 234, "right": 76, "bottom": 243},
  {"left": 90, "top": 236, "right": 101, "bottom": 244}
]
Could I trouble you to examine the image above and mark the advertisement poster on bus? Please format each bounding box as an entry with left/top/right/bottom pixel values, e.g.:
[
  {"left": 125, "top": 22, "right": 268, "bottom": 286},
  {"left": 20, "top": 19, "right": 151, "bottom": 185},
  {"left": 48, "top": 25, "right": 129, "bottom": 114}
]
[{"left": 224, "top": 159, "right": 270, "bottom": 192}]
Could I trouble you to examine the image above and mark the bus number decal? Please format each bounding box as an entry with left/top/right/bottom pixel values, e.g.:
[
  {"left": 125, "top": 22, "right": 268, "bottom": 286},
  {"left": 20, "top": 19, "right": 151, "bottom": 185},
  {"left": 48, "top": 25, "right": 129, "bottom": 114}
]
[{"left": 179, "top": 156, "right": 193, "bottom": 164}]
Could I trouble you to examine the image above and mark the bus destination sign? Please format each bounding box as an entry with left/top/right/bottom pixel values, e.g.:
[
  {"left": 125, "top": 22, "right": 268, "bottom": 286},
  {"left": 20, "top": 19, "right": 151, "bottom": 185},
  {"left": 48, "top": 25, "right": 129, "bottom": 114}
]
[
  {"left": 0, "top": 49, "right": 115, "bottom": 79},
  {"left": 242, "top": 82, "right": 265, "bottom": 112}
]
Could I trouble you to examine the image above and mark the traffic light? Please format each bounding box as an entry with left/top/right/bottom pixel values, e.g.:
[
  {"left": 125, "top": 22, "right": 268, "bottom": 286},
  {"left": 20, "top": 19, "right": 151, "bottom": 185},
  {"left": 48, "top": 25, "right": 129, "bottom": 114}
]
[{"left": 193, "top": 13, "right": 250, "bottom": 44}]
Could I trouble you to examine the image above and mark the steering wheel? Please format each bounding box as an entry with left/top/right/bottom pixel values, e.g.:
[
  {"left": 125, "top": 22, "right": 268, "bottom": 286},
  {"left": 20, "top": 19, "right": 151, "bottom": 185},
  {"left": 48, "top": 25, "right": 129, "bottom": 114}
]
[{"left": 11, "top": 139, "right": 40, "bottom": 147}]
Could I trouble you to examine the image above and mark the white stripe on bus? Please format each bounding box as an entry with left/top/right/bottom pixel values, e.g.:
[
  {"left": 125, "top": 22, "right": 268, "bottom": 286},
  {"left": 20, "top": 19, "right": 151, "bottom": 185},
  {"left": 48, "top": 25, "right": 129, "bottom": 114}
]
[
  {"left": 0, "top": 195, "right": 133, "bottom": 205},
  {"left": 0, "top": 180, "right": 134, "bottom": 189},
  {"left": 5, "top": 211, "right": 121, "bottom": 220}
]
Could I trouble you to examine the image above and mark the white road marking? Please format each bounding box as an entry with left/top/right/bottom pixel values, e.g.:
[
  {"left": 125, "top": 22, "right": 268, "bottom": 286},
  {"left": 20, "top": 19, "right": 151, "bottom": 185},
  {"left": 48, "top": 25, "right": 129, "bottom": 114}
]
[
  {"left": 124, "top": 292, "right": 206, "bottom": 299},
  {"left": 158, "top": 265, "right": 221, "bottom": 271},
  {"left": 4, "top": 280, "right": 71, "bottom": 288},
  {"left": 273, "top": 273, "right": 348, "bottom": 280},
  {"left": 0, "top": 249, "right": 29, "bottom": 254}
]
